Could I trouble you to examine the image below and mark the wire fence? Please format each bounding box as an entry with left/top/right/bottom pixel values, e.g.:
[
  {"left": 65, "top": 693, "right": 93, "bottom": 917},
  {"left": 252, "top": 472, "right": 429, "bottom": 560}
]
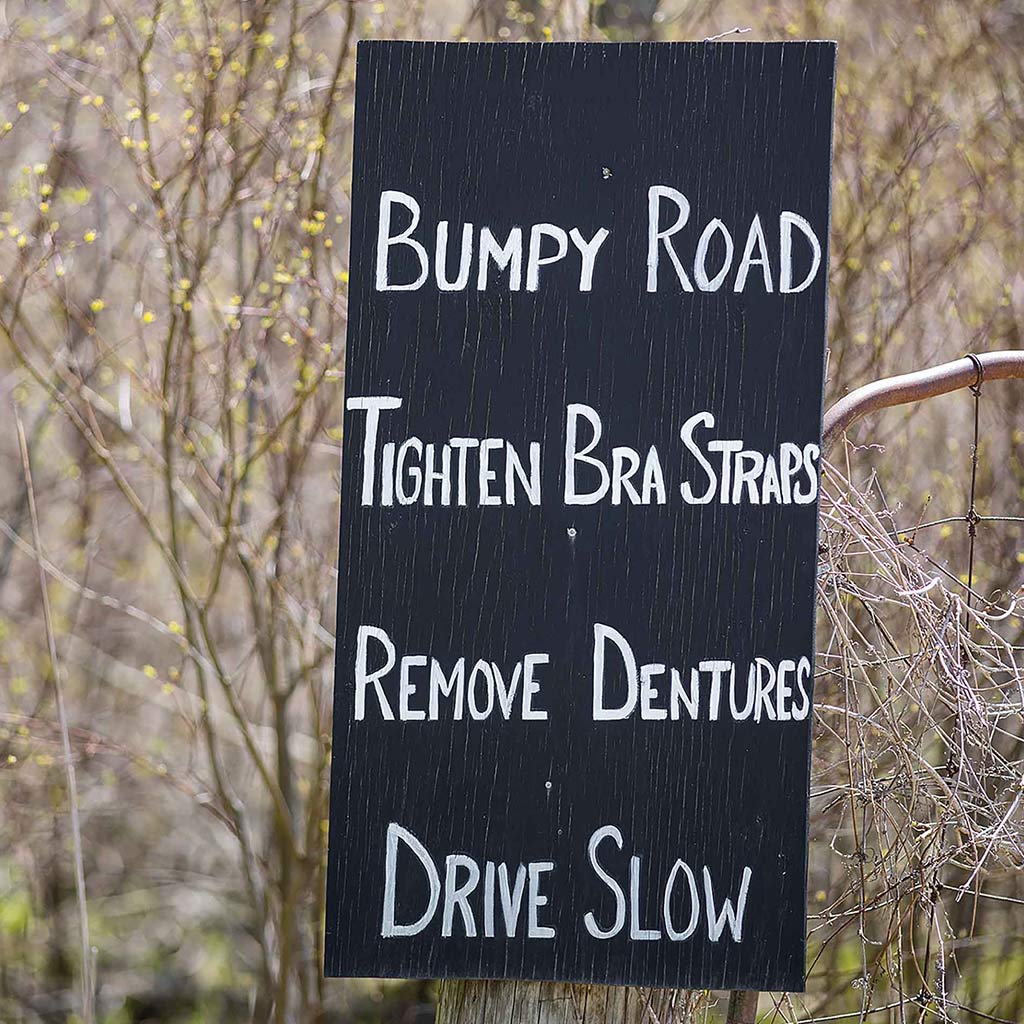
[{"left": 773, "top": 374, "right": 1024, "bottom": 1024}]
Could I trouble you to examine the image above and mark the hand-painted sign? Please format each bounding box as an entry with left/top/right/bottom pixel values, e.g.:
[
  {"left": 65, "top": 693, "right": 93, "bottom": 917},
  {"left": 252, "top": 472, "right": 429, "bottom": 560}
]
[{"left": 326, "top": 39, "right": 835, "bottom": 992}]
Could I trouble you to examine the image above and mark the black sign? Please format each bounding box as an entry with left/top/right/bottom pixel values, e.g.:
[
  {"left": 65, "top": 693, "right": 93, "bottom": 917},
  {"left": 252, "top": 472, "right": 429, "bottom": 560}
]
[{"left": 326, "top": 40, "right": 835, "bottom": 992}]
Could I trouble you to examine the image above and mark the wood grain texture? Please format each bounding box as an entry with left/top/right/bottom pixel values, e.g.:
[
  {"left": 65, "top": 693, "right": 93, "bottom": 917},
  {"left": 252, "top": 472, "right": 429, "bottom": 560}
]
[
  {"left": 437, "top": 979, "right": 656, "bottom": 1023},
  {"left": 326, "top": 40, "right": 836, "bottom": 993}
]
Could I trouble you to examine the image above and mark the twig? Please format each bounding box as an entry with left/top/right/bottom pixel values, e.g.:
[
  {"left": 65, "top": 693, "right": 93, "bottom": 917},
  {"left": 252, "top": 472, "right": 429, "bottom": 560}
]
[
  {"left": 16, "top": 410, "right": 94, "bottom": 1024},
  {"left": 705, "top": 26, "right": 752, "bottom": 42}
]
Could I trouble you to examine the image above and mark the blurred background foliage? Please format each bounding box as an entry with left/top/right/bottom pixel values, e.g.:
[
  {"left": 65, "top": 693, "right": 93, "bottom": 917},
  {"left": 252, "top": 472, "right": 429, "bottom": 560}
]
[{"left": 0, "top": 1, "right": 1022, "bottom": 1022}]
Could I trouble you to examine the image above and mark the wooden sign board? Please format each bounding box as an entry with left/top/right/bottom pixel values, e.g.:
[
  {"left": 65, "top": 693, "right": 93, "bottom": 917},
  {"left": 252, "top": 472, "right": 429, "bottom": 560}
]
[{"left": 326, "top": 39, "right": 835, "bottom": 992}]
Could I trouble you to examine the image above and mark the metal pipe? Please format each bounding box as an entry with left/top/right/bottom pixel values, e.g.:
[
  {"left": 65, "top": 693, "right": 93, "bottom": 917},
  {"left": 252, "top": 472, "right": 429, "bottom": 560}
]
[{"left": 821, "top": 350, "right": 1024, "bottom": 455}]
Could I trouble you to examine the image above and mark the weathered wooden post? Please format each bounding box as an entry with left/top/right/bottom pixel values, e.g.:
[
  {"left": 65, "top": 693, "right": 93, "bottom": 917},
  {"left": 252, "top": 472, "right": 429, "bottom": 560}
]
[
  {"left": 324, "top": 39, "right": 836, "bottom": 1023},
  {"left": 437, "top": 980, "right": 646, "bottom": 1023},
  {"left": 436, "top": 982, "right": 759, "bottom": 1023}
]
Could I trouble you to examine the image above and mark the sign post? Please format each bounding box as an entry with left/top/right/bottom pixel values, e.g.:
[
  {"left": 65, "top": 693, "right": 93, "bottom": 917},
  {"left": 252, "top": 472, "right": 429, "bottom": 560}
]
[{"left": 326, "top": 39, "right": 835, "bottom": 998}]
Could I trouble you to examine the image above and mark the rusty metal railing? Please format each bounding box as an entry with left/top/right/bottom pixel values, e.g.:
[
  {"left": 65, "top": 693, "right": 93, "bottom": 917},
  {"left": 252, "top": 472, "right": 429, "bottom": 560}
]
[{"left": 821, "top": 350, "right": 1024, "bottom": 456}]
